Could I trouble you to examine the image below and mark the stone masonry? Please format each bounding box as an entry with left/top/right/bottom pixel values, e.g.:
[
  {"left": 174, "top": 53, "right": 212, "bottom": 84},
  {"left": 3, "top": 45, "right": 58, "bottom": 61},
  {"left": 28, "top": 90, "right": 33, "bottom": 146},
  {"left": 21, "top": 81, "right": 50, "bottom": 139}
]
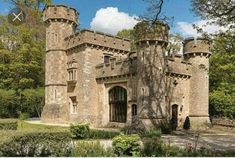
[{"left": 41, "top": 5, "right": 212, "bottom": 129}]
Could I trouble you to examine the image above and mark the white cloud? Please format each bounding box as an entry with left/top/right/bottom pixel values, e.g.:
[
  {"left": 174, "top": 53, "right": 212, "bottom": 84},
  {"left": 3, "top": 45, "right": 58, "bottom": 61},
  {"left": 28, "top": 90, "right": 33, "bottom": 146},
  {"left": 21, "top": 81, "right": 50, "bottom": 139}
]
[
  {"left": 177, "top": 20, "right": 228, "bottom": 37},
  {"left": 90, "top": 7, "right": 138, "bottom": 35}
]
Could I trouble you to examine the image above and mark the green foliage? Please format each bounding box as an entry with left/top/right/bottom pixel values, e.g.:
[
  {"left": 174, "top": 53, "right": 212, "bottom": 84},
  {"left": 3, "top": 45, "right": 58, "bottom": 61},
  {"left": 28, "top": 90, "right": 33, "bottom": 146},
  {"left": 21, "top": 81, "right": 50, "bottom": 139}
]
[
  {"left": 70, "top": 123, "right": 119, "bottom": 139},
  {"left": 209, "top": 33, "right": 235, "bottom": 119},
  {"left": 71, "top": 141, "right": 115, "bottom": 157},
  {"left": 0, "top": 1, "right": 46, "bottom": 118},
  {"left": 0, "top": 89, "right": 17, "bottom": 118},
  {"left": 160, "top": 120, "right": 172, "bottom": 134},
  {"left": 141, "top": 129, "right": 161, "bottom": 138},
  {"left": 0, "top": 119, "right": 18, "bottom": 130},
  {"left": 209, "top": 91, "right": 235, "bottom": 119},
  {"left": 191, "top": 0, "right": 235, "bottom": 27},
  {"left": 116, "top": 29, "right": 136, "bottom": 51},
  {"left": 18, "top": 113, "right": 30, "bottom": 120},
  {"left": 21, "top": 88, "right": 44, "bottom": 117},
  {"left": 0, "top": 130, "right": 72, "bottom": 157},
  {"left": 89, "top": 129, "right": 119, "bottom": 139},
  {"left": 70, "top": 123, "right": 90, "bottom": 139},
  {"left": 112, "top": 134, "right": 141, "bottom": 156}
]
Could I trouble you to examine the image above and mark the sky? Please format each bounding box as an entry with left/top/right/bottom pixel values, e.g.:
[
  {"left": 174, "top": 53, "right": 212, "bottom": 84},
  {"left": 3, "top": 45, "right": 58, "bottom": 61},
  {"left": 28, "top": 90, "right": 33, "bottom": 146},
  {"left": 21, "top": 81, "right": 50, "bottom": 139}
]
[{"left": 0, "top": 0, "right": 226, "bottom": 37}]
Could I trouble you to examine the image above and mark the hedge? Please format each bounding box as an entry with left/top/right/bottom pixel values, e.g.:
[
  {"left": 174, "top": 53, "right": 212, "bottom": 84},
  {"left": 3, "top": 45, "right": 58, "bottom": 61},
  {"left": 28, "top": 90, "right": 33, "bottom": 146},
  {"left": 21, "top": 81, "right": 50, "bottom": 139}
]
[
  {"left": 112, "top": 134, "right": 141, "bottom": 156},
  {"left": 71, "top": 141, "right": 115, "bottom": 157},
  {"left": 0, "top": 130, "right": 72, "bottom": 157},
  {"left": 70, "top": 123, "right": 119, "bottom": 139},
  {"left": 0, "top": 119, "right": 18, "bottom": 130}
]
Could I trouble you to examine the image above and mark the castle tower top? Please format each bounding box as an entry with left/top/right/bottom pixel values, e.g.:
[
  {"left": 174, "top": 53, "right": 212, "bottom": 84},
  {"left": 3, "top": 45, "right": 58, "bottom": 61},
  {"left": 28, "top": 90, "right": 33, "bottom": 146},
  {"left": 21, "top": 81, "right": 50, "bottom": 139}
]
[
  {"left": 134, "top": 21, "right": 169, "bottom": 43},
  {"left": 43, "top": 5, "right": 78, "bottom": 26},
  {"left": 183, "top": 37, "right": 212, "bottom": 56}
]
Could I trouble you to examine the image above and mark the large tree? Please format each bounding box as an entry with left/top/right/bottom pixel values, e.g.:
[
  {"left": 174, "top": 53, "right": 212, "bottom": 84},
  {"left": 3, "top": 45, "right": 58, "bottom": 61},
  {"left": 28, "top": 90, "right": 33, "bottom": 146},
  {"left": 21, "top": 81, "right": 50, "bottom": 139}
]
[
  {"left": 191, "top": 0, "right": 235, "bottom": 27},
  {"left": 0, "top": 0, "right": 50, "bottom": 118}
]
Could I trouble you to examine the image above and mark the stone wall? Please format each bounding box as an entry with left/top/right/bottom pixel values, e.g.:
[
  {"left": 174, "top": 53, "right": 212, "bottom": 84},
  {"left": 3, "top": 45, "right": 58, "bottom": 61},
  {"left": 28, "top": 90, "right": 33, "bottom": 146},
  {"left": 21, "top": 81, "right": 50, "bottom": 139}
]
[{"left": 65, "top": 29, "right": 130, "bottom": 52}]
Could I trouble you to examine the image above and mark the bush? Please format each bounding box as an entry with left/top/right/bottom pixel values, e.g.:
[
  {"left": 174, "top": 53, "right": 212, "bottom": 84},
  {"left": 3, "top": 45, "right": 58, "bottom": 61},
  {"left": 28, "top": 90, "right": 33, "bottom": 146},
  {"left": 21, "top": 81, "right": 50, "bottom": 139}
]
[
  {"left": 160, "top": 120, "right": 172, "bottom": 134},
  {"left": 0, "top": 119, "right": 17, "bottom": 130},
  {"left": 71, "top": 141, "right": 115, "bottom": 157},
  {"left": 70, "top": 123, "right": 119, "bottom": 139},
  {"left": 19, "top": 113, "right": 30, "bottom": 120},
  {"left": 70, "top": 123, "right": 90, "bottom": 139},
  {"left": 0, "top": 130, "right": 72, "bottom": 157},
  {"left": 142, "top": 137, "right": 186, "bottom": 157},
  {"left": 140, "top": 129, "right": 161, "bottom": 138},
  {"left": 89, "top": 129, "right": 119, "bottom": 139},
  {"left": 112, "top": 134, "right": 141, "bottom": 156}
]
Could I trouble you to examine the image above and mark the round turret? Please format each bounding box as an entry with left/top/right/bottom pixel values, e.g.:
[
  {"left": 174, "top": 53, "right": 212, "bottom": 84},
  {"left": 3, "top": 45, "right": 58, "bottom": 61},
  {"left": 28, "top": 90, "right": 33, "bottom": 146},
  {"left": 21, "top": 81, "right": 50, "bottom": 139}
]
[
  {"left": 134, "top": 21, "right": 169, "bottom": 43},
  {"left": 43, "top": 5, "right": 78, "bottom": 26},
  {"left": 183, "top": 37, "right": 212, "bottom": 57}
]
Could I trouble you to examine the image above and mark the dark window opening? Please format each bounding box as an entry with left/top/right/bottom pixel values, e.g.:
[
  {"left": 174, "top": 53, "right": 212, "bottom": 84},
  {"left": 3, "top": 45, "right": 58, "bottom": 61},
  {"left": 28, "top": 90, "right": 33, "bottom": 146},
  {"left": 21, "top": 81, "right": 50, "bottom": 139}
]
[
  {"left": 104, "top": 55, "right": 110, "bottom": 64},
  {"left": 109, "top": 86, "right": 127, "bottom": 123},
  {"left": 132, "top": 104, "right": 137, "bottom": 116}
]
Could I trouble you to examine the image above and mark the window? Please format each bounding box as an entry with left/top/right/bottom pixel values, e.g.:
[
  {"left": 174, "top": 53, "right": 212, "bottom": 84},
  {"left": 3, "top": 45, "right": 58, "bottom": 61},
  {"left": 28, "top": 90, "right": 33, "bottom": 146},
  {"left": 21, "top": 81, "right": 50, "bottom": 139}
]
[
  {"left": 70, "top": 96, "right": 77, "bottom": 114},
  {"left": 73, "top": 102, "right": 77, "bottom": 113},
  {"left": 68, "top": 70, "right": 75, "bottom": 81},
  {"left": 132, "top": 104, "right": 137, "bottom": 116},
  {"left": 67, "top": 60, "right": 77, "bottom": 81},
  {"left": 104, "top": 55, "right": 110, "bottom": 64}
]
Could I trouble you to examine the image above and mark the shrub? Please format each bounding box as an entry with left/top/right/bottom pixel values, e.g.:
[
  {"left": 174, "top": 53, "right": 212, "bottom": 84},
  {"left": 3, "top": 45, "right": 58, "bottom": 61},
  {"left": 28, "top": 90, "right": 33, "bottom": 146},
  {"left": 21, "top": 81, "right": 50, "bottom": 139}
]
[
  {"left": 112, "top": 134, "right": 141, "bottom": 156},
  {"left": 89, "top": 129, "right": 119, "bottom": 139},
  {"left": 142, "top": 137, "right": 186, "bottom": 157},
  {"left": 70, "top": 123, "right": 90, "bottom": 139},
  {"left": 0, "top": 119, "right": 17, "bottom": 130},
  {"left": 19, "top": 113, "right": 30, "bottom": 120},
  {"left": 160, "top": 120, "right": 172, "bottom": 134},
  {"left": 140, "top": 129, "right": 161, "bottom": 138},
  {"left": 0, "top": 130, "right": 72, "bottom": 157},
  {"left": 71, "top": 141, "right": 115, "bottom": 157}
]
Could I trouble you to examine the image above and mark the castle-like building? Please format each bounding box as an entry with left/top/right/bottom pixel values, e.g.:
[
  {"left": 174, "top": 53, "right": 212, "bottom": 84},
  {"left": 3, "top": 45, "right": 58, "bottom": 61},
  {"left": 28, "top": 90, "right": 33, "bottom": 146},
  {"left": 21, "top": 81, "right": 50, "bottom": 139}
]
[{"left": 41, "top": 5, "right": 212, "bottom": 129}]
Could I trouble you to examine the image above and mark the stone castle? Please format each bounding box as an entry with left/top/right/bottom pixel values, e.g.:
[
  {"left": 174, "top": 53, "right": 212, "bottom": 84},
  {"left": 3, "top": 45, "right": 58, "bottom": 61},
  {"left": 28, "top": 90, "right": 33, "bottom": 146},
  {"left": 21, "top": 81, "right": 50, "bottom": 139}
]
[{"left": 41, "top": 5, "right": 212, "bottom": 129}]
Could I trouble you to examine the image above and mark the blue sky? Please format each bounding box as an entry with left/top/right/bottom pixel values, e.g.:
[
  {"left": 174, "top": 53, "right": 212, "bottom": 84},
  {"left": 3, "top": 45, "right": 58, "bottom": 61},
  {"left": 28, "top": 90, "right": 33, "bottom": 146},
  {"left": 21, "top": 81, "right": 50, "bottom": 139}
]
[{"left": 0, "top": 0, "right": 223, "bottom": 37}]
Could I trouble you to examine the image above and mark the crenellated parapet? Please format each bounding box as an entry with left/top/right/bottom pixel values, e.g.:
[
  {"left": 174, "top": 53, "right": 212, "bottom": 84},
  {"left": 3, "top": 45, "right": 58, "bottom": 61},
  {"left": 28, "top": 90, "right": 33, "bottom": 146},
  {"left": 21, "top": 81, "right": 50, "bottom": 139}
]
[
  {"left": 65, "top": 29, "right": 131, "bottom": 53},
  {"left": 43, "top": 5, "right": 78, "bottom": 26},
  {"left": 96, "top": 58, "right": 137, "bottom": 80},
  {"left": 134, "top": 21, "right": 169, "bottom": 44},
  {"left": 183, "top": 37, "right": 212, "bottom": 58},
  {"left": 166, "top": 60, "right": 192, "bottom": 79}
]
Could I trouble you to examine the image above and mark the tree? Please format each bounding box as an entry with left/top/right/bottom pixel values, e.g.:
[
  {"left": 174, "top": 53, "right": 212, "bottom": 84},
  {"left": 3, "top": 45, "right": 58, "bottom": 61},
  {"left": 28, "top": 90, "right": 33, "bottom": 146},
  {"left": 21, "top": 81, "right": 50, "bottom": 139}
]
[
  {"left": 191, "top": 0, "right": 235, "bottom": 27},
  {"left": 0, "top": 1, "right": 47, "bottom": 118}
]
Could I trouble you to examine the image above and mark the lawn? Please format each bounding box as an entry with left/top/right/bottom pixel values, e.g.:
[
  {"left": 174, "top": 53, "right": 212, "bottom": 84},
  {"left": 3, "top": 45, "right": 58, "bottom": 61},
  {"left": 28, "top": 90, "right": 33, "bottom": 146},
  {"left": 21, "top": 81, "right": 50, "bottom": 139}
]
[{"left": 17, "top": 120, "right": 69, "bottom": 131}]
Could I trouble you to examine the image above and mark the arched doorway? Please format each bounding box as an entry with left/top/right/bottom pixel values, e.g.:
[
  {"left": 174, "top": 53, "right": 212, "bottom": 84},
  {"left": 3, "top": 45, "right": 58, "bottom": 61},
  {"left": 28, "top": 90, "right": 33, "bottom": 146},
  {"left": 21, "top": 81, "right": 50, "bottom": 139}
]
[
  {"left": 109, "top": 86, "right": 127, "bottom": 122},
  {"left": 171, "top": 104, "right": 178, "bottom": 130}
]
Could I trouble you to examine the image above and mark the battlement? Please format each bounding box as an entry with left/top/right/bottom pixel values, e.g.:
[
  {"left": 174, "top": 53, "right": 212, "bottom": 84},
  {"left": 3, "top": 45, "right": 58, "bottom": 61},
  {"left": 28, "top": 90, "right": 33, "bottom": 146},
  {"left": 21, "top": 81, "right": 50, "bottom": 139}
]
[
  {"left": 183, "top": 37, "right": 212, "bottom": 56},
  {"left": 134, "top": 21, "right": 169, "bottom": 43},
  {"left": 96, "top": 58, "right": 137, "bottom": 79},
  {"left": 43, "top": 5, "right": 78, "bottom": 26},
  {"left": 65, "top": 29, "right": 131, "bottom": 52},
  {"left": 167, "top": 59, "right": 192, "bottom": 78}
]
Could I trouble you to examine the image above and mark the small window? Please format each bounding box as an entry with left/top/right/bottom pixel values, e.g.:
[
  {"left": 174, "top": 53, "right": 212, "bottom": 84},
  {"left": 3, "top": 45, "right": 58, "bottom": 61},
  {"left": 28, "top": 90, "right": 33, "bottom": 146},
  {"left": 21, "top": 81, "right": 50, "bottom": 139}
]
[
  {"left": 132, "top": 104, "right": 137, "bottom": 116},
  {"left": 68, "top": 70, "right": 76, "bottom": 81},
  {"left": 73, "top": 102, "right": 77, "bottom": 113},
  {"left": 70, "top": 96, "right": 77, "bottom": 114},
  {"left": 104, "top": 55, "right": 110, "bottom": 64}
]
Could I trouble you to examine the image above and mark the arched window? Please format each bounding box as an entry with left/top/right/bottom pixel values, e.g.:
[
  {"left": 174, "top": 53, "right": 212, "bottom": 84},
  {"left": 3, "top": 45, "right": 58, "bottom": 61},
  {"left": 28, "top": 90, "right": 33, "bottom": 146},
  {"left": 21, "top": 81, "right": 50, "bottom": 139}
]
[{"left": 109, "top": 86, "right": 127, "bottom": 122}]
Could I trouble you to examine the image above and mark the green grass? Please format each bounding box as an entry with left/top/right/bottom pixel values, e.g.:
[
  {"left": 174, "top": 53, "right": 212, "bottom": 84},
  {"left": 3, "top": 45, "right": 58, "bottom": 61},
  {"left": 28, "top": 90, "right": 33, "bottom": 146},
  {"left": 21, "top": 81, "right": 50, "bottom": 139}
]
[{"left": 17, "top": 121, "right": 69, "bottom": 131}]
